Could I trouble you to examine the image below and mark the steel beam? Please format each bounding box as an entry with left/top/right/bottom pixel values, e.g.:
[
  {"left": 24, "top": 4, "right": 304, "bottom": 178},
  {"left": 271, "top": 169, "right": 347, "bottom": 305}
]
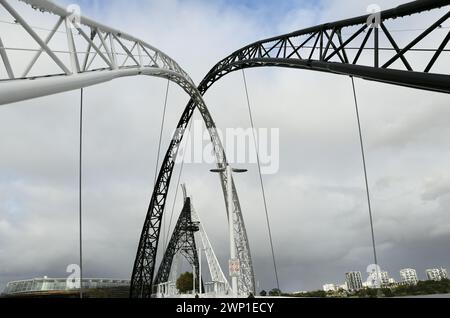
[
  {"left": 0, "top": 68, "right": 182, "bottom": 105},
  {"left": 0, "top": 37, "right": 14, "bottom": 79}
]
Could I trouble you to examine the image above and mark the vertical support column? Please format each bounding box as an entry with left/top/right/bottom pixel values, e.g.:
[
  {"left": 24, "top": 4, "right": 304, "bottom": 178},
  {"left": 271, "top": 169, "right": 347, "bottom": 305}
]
[
  {"left": 193, "top": 265, "right": 196, "bottom": 295},
  {"left": 0, "top": 36, "right": 14, "bottom": 79},
  {"left": 374, "top": 26, "right": 379, "bottom": 68},
  {"left": 137, "top": 42, "right": 144, "bottom": 67},
  {"left": 319, "top": 30, "right": 323, "bottom": 60},
  {"left": 227, "top": 165, "right": 239, "bottom": 298},
  {"left": 109, "top": 33, "right": 118, "bottom": 69},
  {"left": 65, "top": 17, "right": 80, "bottom": 74},
  {"left": 199, "top": 247, "right": 203, "bottom": 295}
]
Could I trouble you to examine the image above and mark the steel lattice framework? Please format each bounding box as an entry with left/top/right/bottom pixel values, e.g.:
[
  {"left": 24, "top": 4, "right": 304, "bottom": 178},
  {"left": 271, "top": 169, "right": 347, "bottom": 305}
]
[
  {"left": 143, "top": 0, "right": 450, "bottom": 298},
  {"left": 0, "top": 0, "right": 255, "bottom": 298},
  {"left": 0, "top": 0, "right": 193, "bottom": 102},
  {"left": 196, "top": 0, "right": 450, "bottom": 94},
  {"left": 155, "top": 186, "right": 230, "bottom": 297},
  {"left": 154, "top": 197, "right": 200, "bottom": 292}
]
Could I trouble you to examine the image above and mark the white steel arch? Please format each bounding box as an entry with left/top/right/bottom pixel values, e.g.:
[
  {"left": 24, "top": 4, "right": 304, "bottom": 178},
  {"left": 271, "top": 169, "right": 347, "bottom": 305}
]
[
  {"left": 0, "top": 0, "right": 193, "bottom": 104},
  {"left": 0, "top": 0, "right": 255, "bottom": 297}
]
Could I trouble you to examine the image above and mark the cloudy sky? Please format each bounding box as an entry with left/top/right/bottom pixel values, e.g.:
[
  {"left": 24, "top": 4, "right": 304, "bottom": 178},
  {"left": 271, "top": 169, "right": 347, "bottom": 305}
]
[{"left": 1, "top": 0, "right": 450, "bottom": 293}]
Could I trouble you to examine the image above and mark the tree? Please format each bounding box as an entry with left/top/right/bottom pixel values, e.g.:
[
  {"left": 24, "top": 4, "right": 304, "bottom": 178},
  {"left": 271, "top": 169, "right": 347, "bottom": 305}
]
[
  {"left": 269, "top": 288, "right": 282, "bottom": 296},
  {"left": 296, "top": 290, "right": 327, "bottom": 298},
  {"left": 176, "top": 272, "right": 194, "bottom": 294},
  {"left": 260, "top": 290, "right": 267, "bottom": 297}
]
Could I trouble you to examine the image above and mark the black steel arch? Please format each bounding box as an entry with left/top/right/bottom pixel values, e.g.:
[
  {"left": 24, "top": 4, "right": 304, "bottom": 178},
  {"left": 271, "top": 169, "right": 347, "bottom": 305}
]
[
  {"left": 131, "top": 0, "right": 450, "bottom": 298},
  {"left": 197, "top": 0, "right": 450, "bottom": 94}
]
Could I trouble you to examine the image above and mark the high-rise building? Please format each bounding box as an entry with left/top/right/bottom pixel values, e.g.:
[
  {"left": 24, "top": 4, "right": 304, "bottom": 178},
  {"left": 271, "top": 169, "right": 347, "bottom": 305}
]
[
  {"left": 380, "top": 271, "right": 390, "bottom": 286},
  {"left": 400, "top": 268, "right": 419, "bottom": 285},
  {"left": 426, "top": 268, "right": 449, "bottom": 281},
  {"left": 346, "top": 272, "right": 363, "bottom": 291}
]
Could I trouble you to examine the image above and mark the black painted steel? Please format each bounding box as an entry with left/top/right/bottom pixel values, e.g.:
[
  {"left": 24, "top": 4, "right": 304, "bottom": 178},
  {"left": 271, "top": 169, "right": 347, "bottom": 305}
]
[
  {"left": 197, "top": 7, "right": 450, "bottom": 94},
  {"left": 130, "top": 76, "right": 201, "bottom": 298},
  {"left": 154, "top": 197, "right": 200, "bottom": 293}
]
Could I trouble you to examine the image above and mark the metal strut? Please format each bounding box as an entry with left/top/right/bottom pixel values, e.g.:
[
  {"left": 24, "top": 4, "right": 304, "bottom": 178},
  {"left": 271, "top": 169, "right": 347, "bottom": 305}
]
[{"left": 154, "top": 196, "right": 200, "bottom": 294}]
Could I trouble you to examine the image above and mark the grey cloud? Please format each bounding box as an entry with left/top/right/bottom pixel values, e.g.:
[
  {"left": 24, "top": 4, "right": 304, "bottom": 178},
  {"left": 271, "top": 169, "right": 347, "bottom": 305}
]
[{"left": 422, "top": 174, "right": 450, "bottom": 202}]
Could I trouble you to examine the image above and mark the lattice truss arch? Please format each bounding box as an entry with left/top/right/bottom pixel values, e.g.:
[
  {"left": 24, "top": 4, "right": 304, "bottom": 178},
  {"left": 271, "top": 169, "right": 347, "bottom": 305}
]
[
  {"left": 0, "top": 0, "right": 190, "bottom": 81},
  {"left": 199, "top": 0, "right": 450, "bottom": 94}
]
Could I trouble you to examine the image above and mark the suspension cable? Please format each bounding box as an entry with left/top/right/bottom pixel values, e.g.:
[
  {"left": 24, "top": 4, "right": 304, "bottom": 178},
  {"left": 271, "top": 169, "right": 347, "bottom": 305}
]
[
  {"left": 350, "top": 76, "right": 380, "bottom": 273},
  {"left": 242, "top": 69, "right": 280, "bottom": 291},
  {"left": 155, "top": 79, "right": 170, "bottom": 250},
  {"left": 79, "top": 87, "right": 84, "bottom": 299},
  {"left": 164, "top": 117, "right": 194, "bottom": 250}
]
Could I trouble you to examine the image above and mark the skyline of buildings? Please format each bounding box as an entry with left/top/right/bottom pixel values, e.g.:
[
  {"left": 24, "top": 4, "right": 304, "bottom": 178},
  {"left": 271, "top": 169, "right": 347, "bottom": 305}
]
[{"left": 323, "top": 266, "right": 449, "bottom": 292}]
